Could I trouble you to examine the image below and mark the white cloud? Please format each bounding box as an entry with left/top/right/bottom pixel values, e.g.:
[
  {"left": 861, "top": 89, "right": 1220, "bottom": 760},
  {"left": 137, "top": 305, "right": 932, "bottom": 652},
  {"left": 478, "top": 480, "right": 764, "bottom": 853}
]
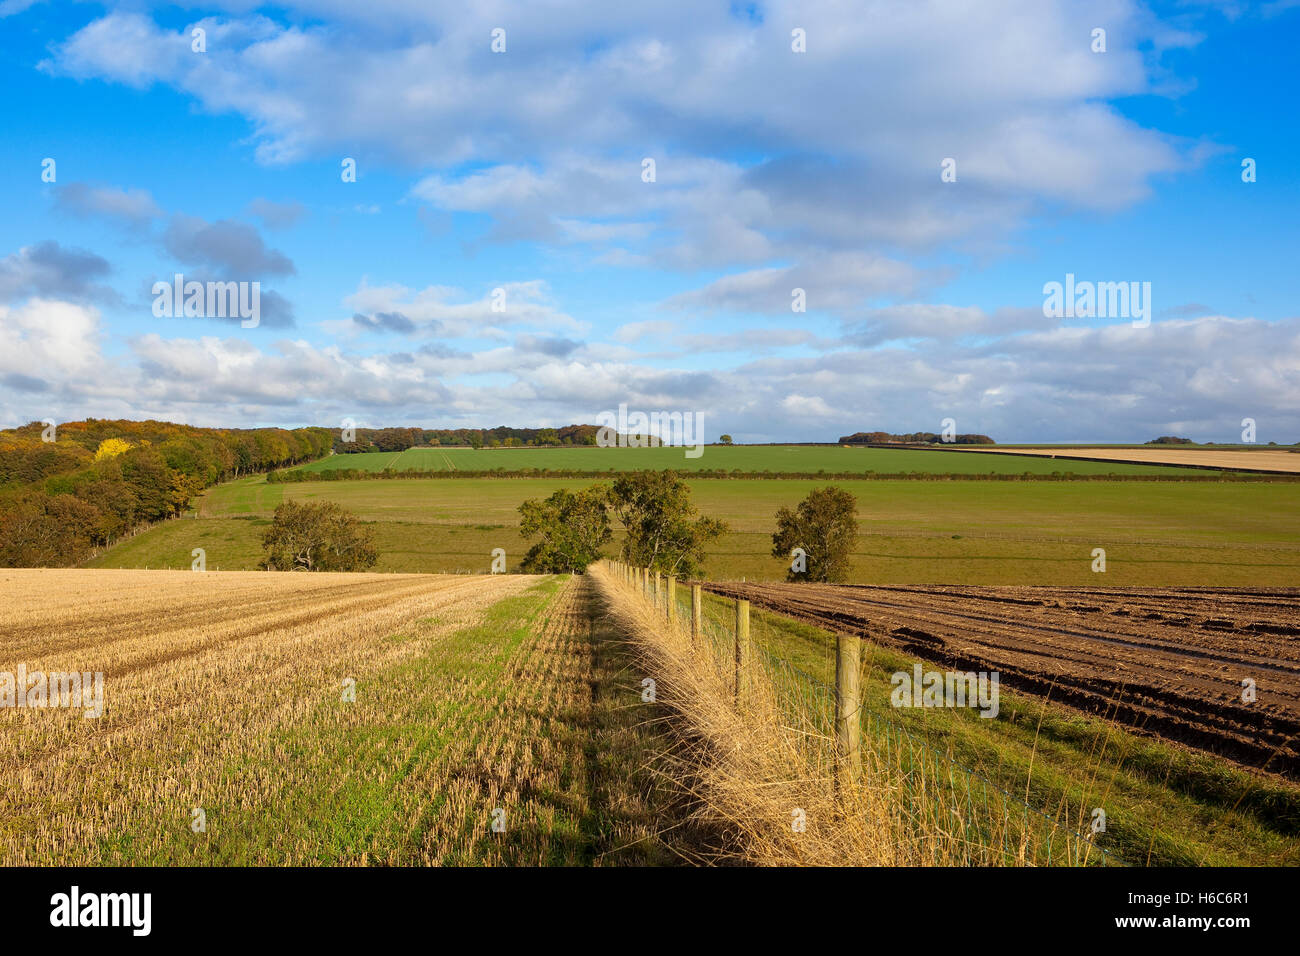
[
  {"left": 4, "top": 297, "right": 1296, "bottom": 443},
  {"left": 781, "top": 393, "right": 836, "bottom": 418},
  {"left": 56, "top": 183, "right": 162, "bottom": 225},
  {"left": 0, "top": 299, "right": 105, "bottom": 384},
  {"left": 331, "top": 278, "right": 586, "bottom": 339},
  {"left": 42, "top": 1, "right": 1194, "bottom": 263},
  {"left": 668, "top": 253, "right": 928, "bottom": 315}
]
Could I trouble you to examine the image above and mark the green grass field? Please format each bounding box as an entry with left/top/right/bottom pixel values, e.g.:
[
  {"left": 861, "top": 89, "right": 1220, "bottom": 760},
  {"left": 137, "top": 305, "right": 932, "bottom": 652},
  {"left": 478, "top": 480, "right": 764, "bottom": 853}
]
[
  {"left": 300, "top": 444, "right": 1218, "bottom": 475},
  {"left": 87, "top": 473, "right": 1300, "bottom": 586}
]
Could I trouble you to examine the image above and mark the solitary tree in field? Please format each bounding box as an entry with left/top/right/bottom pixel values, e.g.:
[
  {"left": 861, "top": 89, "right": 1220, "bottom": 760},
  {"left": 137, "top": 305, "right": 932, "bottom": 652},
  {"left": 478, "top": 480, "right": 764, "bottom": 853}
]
[
  {"left": 770, "top": 486, "right": 858, "bottom": 583},
  {"left": 262, "top": 500, "right": 378, "bottom": 571},
  {"left": 517, "top": 486, "right": 612, "bottom": 573},
  {"left": 609, "top": 472, "right": 727, "bottom": 577},
  {"left": 719, "top": 434, "right": 733, "bottom": 445}
]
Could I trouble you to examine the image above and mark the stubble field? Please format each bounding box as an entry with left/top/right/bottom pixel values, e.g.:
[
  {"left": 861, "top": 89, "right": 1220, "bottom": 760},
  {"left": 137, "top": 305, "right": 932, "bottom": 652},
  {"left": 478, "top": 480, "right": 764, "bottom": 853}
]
[
  {"left": 946, "top": 446, "right": 1300, "bottom": 473},
  {"left": 0, "top": 569, "right": 679, "bottom": 866}
]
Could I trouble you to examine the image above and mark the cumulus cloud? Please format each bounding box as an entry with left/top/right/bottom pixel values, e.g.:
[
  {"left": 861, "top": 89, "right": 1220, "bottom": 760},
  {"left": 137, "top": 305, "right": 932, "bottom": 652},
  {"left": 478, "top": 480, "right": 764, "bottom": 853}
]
[
  {"left": 41, "top": 2, "right": 1193, "bottom": 266},
  {"left": 4, "top": 302, "right": 1297, "bottom": 443},
  {"left": 333, "top": 278, "right": 584, "bottom": 339},
  {"left": 676, "top": 329, "right": 823, "bottom": 353},
  {"left": 0, "top": 241, "right": 114, "bottom": 304},
  {"left": 839, "top": 305, "right": 1054, "bottom": 346},
  {"left": 351, "top": 311, "right": 417, "bottom": 334},
  {"left": 0, "top": 299, "right": 105, "bottom": 384},
  {"left": 14, "top": 1, "right": 1294, "bottom": 445},
  {"left": 0, "top": 372, "right": 51, "bottom": 393},
  {"left": 614, "top": 319, "right": 678, "bottom": 343},
  {"left": 137, "top": 274, "right": 296, "bottom": 329},
  {"left": 514, "top": 334, "right": 584, "bottom": 357},
  {"left": 667, "top": 253, "right": 929, "bottom": 316},
  {"left": 55, "top": 182, "right": 162, "bottom": 226},
  {"left": 163, "top": 215, "right": 295, "bottom": 278}
]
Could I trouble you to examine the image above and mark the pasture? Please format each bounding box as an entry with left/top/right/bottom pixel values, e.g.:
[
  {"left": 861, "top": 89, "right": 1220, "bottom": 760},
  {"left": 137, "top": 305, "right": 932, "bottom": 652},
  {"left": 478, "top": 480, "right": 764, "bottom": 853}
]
[
  {"left": 298, "top": 444, "right": 1215, "bottom": 476},
  {"left": 86, "top": 474, "right": 1300, "bottom": 586}
]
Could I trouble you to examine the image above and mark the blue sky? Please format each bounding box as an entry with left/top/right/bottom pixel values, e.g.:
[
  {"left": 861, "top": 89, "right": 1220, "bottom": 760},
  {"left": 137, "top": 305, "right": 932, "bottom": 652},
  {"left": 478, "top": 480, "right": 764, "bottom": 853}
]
[{"left": 0, "top": 0, "right": 1296, "bottom": 442}]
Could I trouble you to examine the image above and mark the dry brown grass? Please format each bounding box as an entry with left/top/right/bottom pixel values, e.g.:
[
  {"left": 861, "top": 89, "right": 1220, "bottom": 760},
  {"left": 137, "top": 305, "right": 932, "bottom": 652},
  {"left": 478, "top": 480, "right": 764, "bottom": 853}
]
[
  {"left": 591, "top": 563, "right": 911, "bottom": 865},
  {"left": 590, "top": 563, "right": 1104, "bottom": 866}
]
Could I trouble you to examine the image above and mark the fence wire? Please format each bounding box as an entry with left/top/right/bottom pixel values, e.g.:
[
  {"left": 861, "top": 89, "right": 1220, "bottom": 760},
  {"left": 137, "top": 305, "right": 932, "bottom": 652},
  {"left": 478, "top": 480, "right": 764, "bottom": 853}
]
[{"left": 616, "top": 563, "right": 1119, "bottom": 867}]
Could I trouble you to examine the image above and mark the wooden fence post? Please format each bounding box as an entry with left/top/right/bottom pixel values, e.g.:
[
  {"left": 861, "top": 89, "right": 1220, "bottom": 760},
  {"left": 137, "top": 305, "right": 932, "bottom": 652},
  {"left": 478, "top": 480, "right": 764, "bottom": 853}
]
[
  {"left": 835, "top": 632, "right": 863, "bottom": 784},
  {"left": 691, "top": 584, "right": 702, "bottom": 644},
  {"left": 666, "top": 575, "right": 676, "bottom": 622},
  {"left": 734, "top": 599, "right": 750, "bottom": 703}
]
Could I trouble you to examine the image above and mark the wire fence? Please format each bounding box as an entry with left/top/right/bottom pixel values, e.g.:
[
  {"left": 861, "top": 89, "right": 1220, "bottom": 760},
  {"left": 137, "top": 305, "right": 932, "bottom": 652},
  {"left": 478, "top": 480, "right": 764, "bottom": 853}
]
[{"left": 613, "top": 561, "right": 1119, "bottom": 867}]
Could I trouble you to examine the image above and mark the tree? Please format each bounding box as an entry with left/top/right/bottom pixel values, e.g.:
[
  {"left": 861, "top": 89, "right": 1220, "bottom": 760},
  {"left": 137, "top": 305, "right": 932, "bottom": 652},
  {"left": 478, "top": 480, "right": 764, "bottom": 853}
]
[
  {"left": 0, "top": 420, "right": 334, "bottom": 568},
  {"left": 262, "top": 500, "right": 378, "bottom": 571},
  {"left": 518, "top": 486, "right": 612, "bottom": 573},
  {"left": 0, "top": 493, "right": 102, "bottom": 567},
  {"left": 770, "top": 486, "right": 858, "bottom": 583},
  {"left": 719, "top": 434, "right": 733, "bottom": 445},
  {"left": 167, "top": 468, "right": 206, "bottom": 516},
  {"left": 93, "top": 438, "right": 133, "bottom": 461},
  {"left": 609, "top": 472, "right": 727, "bottom": 577}
]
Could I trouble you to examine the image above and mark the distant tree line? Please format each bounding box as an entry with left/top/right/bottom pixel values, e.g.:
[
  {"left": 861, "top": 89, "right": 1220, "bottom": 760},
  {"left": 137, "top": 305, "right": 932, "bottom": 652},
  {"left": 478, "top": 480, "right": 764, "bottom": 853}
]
[
  {"left": 0, "top": 420, "right": 332, "bottom": 567},
  {"left": 1145, "top": 436, "right": 1195, "bottom": 445},
  {"left": 334, "top": 424, "right": 602, "bottom": 453},
  {"left": 838, "top": 431, "right": 995, "bottom": 445}
]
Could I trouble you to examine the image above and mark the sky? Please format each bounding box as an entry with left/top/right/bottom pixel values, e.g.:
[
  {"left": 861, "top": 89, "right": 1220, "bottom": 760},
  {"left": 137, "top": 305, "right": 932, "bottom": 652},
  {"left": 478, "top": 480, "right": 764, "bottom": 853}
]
[{"left": 0, "top": 0, "right": 1296, "bottom": 443}]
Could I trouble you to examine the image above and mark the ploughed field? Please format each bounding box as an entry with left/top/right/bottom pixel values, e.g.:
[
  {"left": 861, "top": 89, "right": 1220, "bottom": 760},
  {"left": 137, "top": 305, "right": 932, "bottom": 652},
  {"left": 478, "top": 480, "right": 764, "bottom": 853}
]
[{"left": 703, "top": 582, "right": 1300, "bottom": 776}]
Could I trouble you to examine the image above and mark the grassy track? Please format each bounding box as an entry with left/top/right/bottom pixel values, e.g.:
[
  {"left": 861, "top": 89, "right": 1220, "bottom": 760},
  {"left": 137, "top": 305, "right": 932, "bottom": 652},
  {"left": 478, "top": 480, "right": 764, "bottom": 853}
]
[
  {"left": 300, "top": 444, "right": 1215, "bottom": 475},
  {"left": 91, "top": 474, "right": 1300, "bottom": 586},
  {"left": 686, "top": 588, "right": 1300, "bottom": 866},
  {"left": 0, "top": 570, "right": 682, "bottom": 865}
]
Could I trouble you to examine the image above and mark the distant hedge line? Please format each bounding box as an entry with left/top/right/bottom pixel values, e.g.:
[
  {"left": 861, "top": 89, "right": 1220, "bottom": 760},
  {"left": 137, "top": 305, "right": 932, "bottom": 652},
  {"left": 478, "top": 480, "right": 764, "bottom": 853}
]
[{"left": 266, "top": 466, "right": 1296, "bottom": 483}]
